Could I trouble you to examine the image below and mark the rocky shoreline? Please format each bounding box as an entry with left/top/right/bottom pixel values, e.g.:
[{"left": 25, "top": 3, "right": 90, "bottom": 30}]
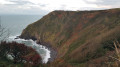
[
  {"left": 17, "top": 36, "right": 57, "bottom": 63},
  {"left": 36, "top": 41, "right": 57, "bottom": 62}
]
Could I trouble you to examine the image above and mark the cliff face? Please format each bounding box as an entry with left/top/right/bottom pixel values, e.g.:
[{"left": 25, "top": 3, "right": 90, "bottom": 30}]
[{"left": 20, "top": 9, "right": 120, "bottom": 66}]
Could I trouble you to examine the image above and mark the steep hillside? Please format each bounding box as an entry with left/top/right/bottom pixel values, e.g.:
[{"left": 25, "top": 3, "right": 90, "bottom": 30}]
[{"left": 20, "top": 8, "right": 120, "bottom": 67}]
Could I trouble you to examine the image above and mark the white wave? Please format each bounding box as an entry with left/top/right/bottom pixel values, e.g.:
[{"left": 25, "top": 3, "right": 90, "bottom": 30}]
[{"left": 8, "top": 35, "right": 51, "bottom": 63}]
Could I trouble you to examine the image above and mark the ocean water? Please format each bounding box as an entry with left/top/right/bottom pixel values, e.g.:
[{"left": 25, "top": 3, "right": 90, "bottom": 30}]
[
  {"left": 1, "top": 15, "right": 42, "bottom": 35},
  {"left": 0, "top": 15, "right": 50, "bottom": 63}
]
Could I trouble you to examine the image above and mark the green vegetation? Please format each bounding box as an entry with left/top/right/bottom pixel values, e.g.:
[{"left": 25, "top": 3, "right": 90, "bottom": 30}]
[{"left": 20, "top": 8, "right": 120, "bottom": 67}]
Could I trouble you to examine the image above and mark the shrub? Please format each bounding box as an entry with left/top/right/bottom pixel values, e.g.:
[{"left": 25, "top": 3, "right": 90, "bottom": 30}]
[{"left": 0, "top": 41, "right": 42, "bottom": 66}]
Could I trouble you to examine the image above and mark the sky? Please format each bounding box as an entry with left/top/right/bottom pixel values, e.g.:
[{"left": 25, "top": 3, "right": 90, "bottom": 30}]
[{"left": 0, "top": 0, "right": 120, "bottom": 15}]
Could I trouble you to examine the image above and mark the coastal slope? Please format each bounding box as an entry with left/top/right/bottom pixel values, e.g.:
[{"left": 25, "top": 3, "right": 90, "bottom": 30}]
[{"left": 20, "top": 8, "right": 120, "bottom": 67}]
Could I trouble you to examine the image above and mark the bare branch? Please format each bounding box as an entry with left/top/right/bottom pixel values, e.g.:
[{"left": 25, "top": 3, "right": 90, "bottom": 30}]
[{"left": 0, "top": 17, "right": 10, "bottom": 41}]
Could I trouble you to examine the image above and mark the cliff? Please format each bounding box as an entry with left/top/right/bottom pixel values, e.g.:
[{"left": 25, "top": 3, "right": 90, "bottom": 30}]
[{"left": 20, "top": 8, "right": 120, "bottom": 67}]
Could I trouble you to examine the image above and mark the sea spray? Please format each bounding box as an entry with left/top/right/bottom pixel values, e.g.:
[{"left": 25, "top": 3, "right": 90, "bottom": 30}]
[{"left": 8, "top": 35, "right": 51, "bottom": 63}]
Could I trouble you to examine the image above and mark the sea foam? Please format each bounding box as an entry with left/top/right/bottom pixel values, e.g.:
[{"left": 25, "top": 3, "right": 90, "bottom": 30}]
[{"left": 8, "top": 35, "right": 51, "bottom": 63}]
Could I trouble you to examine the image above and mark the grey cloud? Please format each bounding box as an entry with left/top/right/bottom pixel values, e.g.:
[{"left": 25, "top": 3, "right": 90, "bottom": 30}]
[
  {"left": 12, "top": 1, "right": 34, "bottom": 5},
  {"left": 40, "top": 4, "right": 47, "bottom": 7},
  {"left": 6, "top": 0, "right": 47, "bottom": 8},
  {"left": 7, "top": 0, "right": 35, "bottom": 5},
  {"left": 0, "top": 4, "right": 48, "bottom": 15},
  {"left": 85, "top": 0, "right": 120, "bottom": 7},
  {"left": 0, "top": 0, "right": 49, "bottom": 15}
]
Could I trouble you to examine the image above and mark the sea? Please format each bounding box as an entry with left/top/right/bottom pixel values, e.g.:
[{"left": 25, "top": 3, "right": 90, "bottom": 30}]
[{"left": 0, "top": 15, "right": 50, "bottom": 63}]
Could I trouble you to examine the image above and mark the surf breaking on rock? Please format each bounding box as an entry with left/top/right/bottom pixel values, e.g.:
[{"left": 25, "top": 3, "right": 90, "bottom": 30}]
[{"left": 8, "top": 35, "right": 51, "bottom": 63}]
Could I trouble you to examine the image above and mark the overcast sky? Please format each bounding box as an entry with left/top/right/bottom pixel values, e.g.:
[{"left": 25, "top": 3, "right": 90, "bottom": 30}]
[{"left": 0, "top": 0, "right": 120, "bottom": 15}]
